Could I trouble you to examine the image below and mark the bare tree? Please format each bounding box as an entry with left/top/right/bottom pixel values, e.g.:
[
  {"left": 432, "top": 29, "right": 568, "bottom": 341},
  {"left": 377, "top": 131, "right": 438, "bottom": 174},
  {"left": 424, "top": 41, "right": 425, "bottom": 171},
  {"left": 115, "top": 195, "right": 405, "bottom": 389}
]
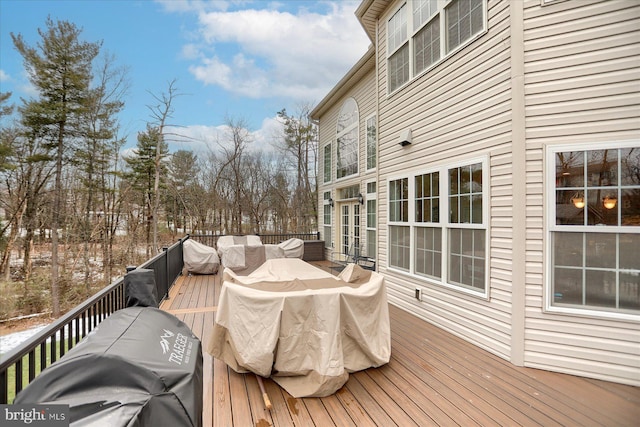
[
  {"left": 219, "top": 116, "right": 252, "bottom": 234},
  {"left": 76, "top": 52, "right": 127, "bottom": 289},
  {"left": 147, "top": 79, "right": 180, "bottom": 252},
  {"left": 276, "top": 104, "right": 318, "bottom": 232}
]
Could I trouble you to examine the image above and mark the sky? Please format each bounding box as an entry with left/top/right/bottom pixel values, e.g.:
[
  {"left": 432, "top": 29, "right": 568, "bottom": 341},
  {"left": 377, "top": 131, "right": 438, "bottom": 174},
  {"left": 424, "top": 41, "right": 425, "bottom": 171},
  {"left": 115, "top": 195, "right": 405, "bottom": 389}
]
[{"left": 0, "top": 0, "right": 371, "bottom": 153}]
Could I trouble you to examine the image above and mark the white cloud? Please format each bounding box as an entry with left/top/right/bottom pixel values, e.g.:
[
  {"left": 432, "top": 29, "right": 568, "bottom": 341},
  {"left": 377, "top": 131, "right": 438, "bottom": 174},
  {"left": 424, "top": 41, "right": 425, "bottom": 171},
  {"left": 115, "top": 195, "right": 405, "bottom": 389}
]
[
  {"left": 180, "top": 43, "right": 202, "bottom": 60},
  {"left": 154, "top": 0, "right": 231, "bottom": 13},
  {"left": 164, "top": 115, "right": 284, "bottom": 154},
  {"left": 0, "top": 70, "right": 10, "bottom": 82},
  {"left": 186, "top": 2, "right": 370, "bottom": 100}
]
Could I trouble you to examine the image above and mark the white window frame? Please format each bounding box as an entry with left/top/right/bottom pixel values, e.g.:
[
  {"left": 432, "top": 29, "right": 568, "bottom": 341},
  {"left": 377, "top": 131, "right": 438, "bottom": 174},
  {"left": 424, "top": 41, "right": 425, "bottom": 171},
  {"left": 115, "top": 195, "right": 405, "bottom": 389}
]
[
  {"left": 386, "top": 0, "right": 487, "bottom": 95},
  {"left": 545, "top": 141, "right": 640, "bottom": 321},
  {"left": 366, "top": 113, "right": 377, "bottom": 172},
  {"left": 323, "top": 143, "right": 332, "bottom": 183},
  {"left": 387, "top": 156, "right": 489, "bottom": 298},
  {"left": 323, "top": 191, "right": 333, "bottom": 248},
  {"left": 366, "top": 180, "right": 377, "bottom": 259},
  {"left": 336, "top": 98, "right": 359, "bottom": 180}
]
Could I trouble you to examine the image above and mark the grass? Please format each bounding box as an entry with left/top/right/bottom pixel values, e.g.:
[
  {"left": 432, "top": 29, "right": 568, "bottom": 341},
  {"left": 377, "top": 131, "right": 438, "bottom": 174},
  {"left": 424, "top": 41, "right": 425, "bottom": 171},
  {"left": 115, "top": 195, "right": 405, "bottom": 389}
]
[{"left": 3, "top": 338, "right": 70, "bottom": 404}]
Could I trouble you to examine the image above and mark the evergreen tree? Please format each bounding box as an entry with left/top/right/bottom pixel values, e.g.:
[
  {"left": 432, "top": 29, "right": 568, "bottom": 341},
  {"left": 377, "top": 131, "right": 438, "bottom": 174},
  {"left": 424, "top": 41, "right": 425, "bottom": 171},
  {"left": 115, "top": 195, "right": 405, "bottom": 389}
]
[
  {"left": 125, "top": 125, "right": 168, "bottom": 257},
  {"left": 12, "top": 17, "right": 101, "bottom": 316}
]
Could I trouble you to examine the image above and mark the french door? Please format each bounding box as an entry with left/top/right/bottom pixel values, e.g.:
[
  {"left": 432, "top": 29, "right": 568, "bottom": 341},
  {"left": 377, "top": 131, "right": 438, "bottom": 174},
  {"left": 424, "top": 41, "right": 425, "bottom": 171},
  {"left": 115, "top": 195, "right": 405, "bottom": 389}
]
[{"left": 339, "top": 202, "right": 360, "bottom": 258}]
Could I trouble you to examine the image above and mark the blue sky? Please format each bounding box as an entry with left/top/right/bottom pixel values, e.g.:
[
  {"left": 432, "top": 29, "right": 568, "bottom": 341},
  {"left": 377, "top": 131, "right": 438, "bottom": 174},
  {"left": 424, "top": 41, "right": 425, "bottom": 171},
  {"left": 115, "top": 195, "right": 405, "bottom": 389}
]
[{"left": 0, "top": 0, "right": 370, "bottom": 152}]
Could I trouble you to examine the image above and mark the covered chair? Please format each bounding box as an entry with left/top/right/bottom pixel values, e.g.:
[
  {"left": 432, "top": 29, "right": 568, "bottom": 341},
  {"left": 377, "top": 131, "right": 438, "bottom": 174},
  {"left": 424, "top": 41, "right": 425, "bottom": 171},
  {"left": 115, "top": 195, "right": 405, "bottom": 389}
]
[
  {"left": 278, "top": 238, "right": 304, "bottom": 259},
  {"left": 217, "top": 235, "right": 289, "bottom": 275},
  {"left": 183, "top": 239, "right": 219, "bottom": 275}
]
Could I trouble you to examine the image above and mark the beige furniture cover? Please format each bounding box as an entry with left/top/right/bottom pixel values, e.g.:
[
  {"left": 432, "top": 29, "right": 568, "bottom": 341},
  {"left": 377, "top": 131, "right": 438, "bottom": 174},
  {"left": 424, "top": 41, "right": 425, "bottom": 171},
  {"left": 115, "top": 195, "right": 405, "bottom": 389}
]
[
  {"left": 182, "top": 239, "right": 219, "bottom": 275},
  {"left": 217, "top": 235, "right": 291, "bottom": 275},
  {"left": 278, "top": 238, "right": 304, "bottom": 259},
  {"left": 207, "top": 259, "right": 390, "bottom": 397}
]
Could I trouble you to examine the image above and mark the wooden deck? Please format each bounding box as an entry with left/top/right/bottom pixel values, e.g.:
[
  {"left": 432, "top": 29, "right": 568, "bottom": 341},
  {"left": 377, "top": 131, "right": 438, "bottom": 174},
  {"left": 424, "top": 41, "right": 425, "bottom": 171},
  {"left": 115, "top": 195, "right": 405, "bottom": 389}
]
[{"left": 160, "top": 262, "right": 640, "bottom": 427}]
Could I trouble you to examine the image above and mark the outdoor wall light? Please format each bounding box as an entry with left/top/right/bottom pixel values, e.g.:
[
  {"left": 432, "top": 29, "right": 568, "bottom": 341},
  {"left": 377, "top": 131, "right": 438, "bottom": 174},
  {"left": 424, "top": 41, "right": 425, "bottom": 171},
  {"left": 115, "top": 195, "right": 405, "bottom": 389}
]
[
  {"left": 603, "top": 196, "right": 617, "bottom": 210},
  {"left": 328, "top": 197, "right": 334, "bottom": 207},
  {"left": 571, "top": 193, "right": 585, "bottom": 209},
  {"left": 357, "top": 193, "right": 364, "bottom": 205}
]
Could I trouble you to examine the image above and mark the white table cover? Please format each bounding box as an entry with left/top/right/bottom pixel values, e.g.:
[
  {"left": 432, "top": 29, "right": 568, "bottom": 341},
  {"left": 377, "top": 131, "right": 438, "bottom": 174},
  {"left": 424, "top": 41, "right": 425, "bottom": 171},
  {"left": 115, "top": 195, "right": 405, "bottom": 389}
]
[{"left": 207, "top": 259, "right": 390, "bottom": 397}]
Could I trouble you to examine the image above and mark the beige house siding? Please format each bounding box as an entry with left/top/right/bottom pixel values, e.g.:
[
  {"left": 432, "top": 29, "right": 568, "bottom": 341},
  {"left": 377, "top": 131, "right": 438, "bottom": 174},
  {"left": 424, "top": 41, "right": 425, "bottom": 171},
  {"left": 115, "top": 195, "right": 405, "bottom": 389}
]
[
  {"left": 316, "top": 62, "right": 376, "bottom": 253},
  {"left": 523, "top": 0, "right": 640, "bottom": 385},
  {"left": 377, "top": 0, "right": 517, "bottom": 359},
  {"left": 314, "top": 0, "right": 639, "bottom": 386}
]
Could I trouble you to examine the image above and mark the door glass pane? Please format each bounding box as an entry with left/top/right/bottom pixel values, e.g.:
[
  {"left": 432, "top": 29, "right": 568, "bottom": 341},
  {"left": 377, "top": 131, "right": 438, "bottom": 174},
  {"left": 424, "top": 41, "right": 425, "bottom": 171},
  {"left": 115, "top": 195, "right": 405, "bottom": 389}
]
[{"left": 341, "top": 205, "right": 349, "bottom": 255}]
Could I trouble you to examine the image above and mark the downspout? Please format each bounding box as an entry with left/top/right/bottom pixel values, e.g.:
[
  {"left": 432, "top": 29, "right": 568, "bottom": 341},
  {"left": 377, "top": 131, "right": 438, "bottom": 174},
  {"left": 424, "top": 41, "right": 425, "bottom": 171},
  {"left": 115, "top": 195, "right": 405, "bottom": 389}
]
[{"left": 375, "top": 15, "right": 381, "bottom": 271}]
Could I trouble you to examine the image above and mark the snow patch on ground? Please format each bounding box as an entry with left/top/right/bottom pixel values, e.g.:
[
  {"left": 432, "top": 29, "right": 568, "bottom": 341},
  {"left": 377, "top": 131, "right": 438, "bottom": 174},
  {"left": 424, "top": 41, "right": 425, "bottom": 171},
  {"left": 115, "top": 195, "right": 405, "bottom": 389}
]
[{"left": 0, "top": 324, "right": 50, "bottom": 356}]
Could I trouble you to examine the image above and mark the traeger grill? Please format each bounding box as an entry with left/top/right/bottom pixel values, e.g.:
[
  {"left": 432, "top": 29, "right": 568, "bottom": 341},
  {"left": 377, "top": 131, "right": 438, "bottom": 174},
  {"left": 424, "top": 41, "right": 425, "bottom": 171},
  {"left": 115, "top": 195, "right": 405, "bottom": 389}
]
[{"left": 15, "top": 307, "right": 203, "bottom": 427}]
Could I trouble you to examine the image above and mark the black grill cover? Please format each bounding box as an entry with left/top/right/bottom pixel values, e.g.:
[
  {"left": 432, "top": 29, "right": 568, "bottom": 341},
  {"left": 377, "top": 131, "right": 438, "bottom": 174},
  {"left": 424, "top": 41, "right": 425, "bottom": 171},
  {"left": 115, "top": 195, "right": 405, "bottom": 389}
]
[
  {"left": 15, "top": 307, "right": 203, "bottom": 427},
  {"left": 125, "top": 268, "right": 159, "bottom": 308}
]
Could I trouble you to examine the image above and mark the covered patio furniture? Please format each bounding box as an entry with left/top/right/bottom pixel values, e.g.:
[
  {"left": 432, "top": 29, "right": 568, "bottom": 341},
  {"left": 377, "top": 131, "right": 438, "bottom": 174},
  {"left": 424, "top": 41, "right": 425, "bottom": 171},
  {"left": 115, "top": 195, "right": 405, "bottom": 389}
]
[
  {"left": 278, "top": 237, "right": 305, "bottom": 259},
  {"left": 216, "top": 235, "right": 287, "bottom": 275},
  {"left": 207, "top": 259, "right": 390, "bottom": 398},
  {"left": 183, "top": 239, "right": 220, "bottom": 275}
]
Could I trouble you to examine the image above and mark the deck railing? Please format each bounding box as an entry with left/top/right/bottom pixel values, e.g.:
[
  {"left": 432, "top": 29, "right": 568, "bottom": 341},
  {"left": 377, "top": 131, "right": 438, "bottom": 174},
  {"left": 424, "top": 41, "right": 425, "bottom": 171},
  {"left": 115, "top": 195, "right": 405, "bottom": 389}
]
[
  {"left": 189, "top": 232, "right": 320, "bottom": 248},
  {"left": 0, "top": 232, "right": 317, "bottom": 404},
  {"left": 0, "top": 236, "right": 187, "bottom": 404}
]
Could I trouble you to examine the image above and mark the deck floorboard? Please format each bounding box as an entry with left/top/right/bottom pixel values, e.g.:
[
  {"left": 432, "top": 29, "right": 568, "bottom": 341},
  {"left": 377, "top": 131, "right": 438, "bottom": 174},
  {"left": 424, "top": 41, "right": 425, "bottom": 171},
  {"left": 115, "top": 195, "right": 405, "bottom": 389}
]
[{"left": 160, "top": 263, "right": 640, "bottom": 427}]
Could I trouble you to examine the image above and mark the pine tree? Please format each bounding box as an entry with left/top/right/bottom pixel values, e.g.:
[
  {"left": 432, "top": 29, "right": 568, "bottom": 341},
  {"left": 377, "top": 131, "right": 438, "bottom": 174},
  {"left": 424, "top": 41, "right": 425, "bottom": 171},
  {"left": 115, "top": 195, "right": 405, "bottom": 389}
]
[{"left": 12, "top": 17, "right": 101, "bottom": 316}]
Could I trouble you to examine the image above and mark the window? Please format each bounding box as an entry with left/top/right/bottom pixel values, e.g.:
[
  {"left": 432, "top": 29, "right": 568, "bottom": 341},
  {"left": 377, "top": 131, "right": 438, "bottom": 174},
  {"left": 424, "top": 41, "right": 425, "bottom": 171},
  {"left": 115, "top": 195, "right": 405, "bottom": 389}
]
[
  {"left": 388, "top": 159, "right": 487, "bottom": 294},
  {"left": 387, "top": 0, "right": 486, "bottom": 93},
  {"left": 323, "top": 191, "right": 332, "bottom": 248},
  {"left": 445, "top": 0, "right": 484, "bottom": 53},
  {"left": 366, "top": 115, "right": 377, "bottom": 171},
  {"left": 389, "top": 178, "right": 409, "bottom": 271},
  {"left": 387, "top": 4, "right": 409, "bottom": 92},
  {"left": 366, "top": 181, "right": 377, "bottom": 258},
  {"left": 549, "top": 145, "right": 640, "bottom": 316},
  {"left": 448, "top": 163, "right": 485, "bottom": 290},
  {"left": 323, "top": 143, "right": 332, "bottom": 183},
  {"left": 415, "top": 172, "right": 441, "bottom": 279},
  {"left": 336, "top": 98, "right": 359, "bottom": 179},
  {"left": 413, "top": 0, "right": 439, "bottom": 75}
]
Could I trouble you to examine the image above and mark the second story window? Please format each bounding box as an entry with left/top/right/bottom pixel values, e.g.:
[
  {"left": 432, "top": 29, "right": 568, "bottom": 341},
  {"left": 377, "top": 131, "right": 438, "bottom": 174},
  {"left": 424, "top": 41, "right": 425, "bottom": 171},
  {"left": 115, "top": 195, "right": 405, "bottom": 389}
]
[
  {"left": 323, "top": 143, "right": 332, "bottom": 183},
  {"left": 387, "top": 0, "right": 486, "bottom": 94},
  {"left": 336, "top": 98, "right": 359, "bottom": 179},
  {"left": 387, "top": 4, "right": 409, "bottom": 92},
  {"left": 446, "top": 0, "right": 484, "bottom": 53},
  {"left": 366, "top": 114, "right": 377, "bottom": 171}
]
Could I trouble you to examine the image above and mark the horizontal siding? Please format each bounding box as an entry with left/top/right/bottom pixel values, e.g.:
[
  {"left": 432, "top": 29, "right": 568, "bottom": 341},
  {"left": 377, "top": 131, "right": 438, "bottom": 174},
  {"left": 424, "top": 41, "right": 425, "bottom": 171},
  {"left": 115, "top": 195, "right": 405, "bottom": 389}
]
[
  {"left": 523, "top": 0, "right": 640, "bottom": 385},
  {"left": 378, "top": 0, "right": 515, "bottom": 361}
]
